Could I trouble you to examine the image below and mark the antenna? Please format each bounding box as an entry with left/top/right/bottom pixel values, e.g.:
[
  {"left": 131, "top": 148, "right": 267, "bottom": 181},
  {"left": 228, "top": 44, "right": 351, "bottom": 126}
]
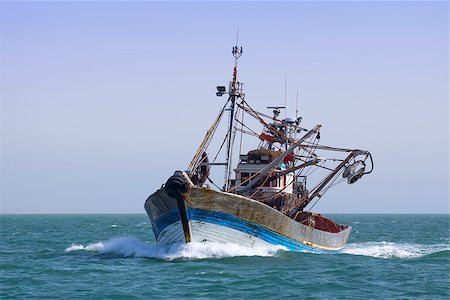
[
  {"left": 231, "top": 30, "right": 243, "bottom": 85},
  {"left": 232, "top": 30, "right": 242, "bottom": 61},
  {"left": 296, "top": 90, "right": 299, "bottom": 120}
]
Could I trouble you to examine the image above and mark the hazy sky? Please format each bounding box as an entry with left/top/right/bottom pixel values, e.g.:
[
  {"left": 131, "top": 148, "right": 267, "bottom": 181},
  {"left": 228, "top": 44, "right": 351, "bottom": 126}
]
[{"left": 1, "top": 1, "right": 448, "bottom": 213}]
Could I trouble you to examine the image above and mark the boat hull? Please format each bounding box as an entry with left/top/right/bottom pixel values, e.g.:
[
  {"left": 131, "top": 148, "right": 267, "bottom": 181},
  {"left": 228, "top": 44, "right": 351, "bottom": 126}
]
[{"left": 145, "top": 187, "right": 351, "bottom": 252}]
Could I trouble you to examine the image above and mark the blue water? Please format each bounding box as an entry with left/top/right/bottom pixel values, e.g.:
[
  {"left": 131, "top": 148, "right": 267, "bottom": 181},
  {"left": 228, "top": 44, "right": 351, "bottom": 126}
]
[{"left": 1, "top": 214, "right": 449, "bottom": 299}]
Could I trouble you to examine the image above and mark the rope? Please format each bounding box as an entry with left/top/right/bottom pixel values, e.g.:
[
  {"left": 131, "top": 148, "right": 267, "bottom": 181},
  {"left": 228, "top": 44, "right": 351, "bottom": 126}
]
[
  {"left": 209, "top": 133, "right": 228, "bottom": 166},
  {"left": 235, "top": 127, "right": 260, "bottom": 138},
  {"left": 188, "top": 98, "right": 230, "bottom": 173},
  {"left": 207, "top": 176, "right": 222, "bottom": 190},
  {"left": 307, "top": 168, "right": 345, "bottom": 212},
  {"left": 234, "top": 116, "right": 259, "bottom": 136},
  {"left": 296, "top": 134, "right": 319, "bottom": 177}
]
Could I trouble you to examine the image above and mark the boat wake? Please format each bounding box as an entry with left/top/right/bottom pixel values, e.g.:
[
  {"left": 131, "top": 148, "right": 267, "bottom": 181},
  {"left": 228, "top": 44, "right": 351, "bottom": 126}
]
[
  {"left": 342, "top": 241, "right": 450, "bottom": 259},
  {"left": 65, "top": 238, "right": 449, "bottom": 260},
  {"left": 65, "top": 237, "right": 286, "bottom": 260}
]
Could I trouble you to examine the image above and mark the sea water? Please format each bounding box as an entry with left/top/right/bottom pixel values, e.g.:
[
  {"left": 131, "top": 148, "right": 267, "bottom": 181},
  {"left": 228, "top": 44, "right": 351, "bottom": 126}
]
[{"left": 1, "top": 214, "right": 449, "bottom": 299}]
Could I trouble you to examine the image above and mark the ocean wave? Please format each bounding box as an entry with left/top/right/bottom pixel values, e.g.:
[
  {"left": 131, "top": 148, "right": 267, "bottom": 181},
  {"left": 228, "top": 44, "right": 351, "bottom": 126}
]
[
  {"left": 109, "top": 225, "right": 123, "bottom": 228},
  {"left": 65, "top": 242, "right": 104, "bottom": 252},
  {"left": 65, "top": 237, "right": 286, "bottom": 260},
  {"left": 342, "top": 242, "right": 450, "bottom": 259}
]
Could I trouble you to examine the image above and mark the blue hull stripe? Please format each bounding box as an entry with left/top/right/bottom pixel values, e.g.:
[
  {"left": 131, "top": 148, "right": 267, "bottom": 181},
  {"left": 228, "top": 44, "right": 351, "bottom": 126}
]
[
  {"left": 152, "top": 208, "right": 332, "bottom": 253},
  {"left": 152, "top": 209, "right": 180, "bottom": 239}
]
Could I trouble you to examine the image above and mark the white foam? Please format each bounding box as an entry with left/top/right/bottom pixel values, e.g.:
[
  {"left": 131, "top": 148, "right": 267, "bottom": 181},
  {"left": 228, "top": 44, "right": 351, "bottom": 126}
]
[
  {"left": 342, "top": 241, "right": 450, "bottom": 259},
  {"left": 65, "top": 242, "right": 104, "bottom": 252},
  {"left": 65, "top": 237, "right": 286, "bottom": 259}
]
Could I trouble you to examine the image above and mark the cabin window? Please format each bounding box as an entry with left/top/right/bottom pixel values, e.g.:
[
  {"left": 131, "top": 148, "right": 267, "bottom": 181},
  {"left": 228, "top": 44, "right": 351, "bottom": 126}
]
[
  {"left": 241, "top": 172, "right": 249, "bottom": 185},
  {"left": 261, "top": 155, "right": 270, "bottom": 163}
]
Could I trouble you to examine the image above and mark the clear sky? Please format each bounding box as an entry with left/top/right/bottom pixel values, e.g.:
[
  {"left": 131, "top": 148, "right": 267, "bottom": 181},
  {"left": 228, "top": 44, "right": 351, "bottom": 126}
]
[{"left": 1, "top": 1, "right": 448, "bottom": 213}]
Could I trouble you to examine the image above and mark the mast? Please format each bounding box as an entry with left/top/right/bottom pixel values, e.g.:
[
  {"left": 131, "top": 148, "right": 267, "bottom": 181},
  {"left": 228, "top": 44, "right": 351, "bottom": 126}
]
[{"left": 223, "top": 36, "right": 243, "bottom": 191}]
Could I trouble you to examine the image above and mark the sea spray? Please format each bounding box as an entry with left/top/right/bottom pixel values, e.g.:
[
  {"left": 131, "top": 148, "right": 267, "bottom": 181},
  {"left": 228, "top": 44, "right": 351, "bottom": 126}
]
[
  {"left": 66, "top": 237, "right": 449, "bottom": 260},
  {"left": 342, "top": 241, "right": 450, "bottom": 259},
  {"left": 65, "top": 237, "right": 286, "bottom": 259}
]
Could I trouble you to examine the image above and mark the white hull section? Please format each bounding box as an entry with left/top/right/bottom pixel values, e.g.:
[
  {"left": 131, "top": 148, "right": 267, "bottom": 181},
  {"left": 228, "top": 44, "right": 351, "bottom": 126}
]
[
  {"left": 157, "top": 221, "right": 185, "bottom": 244},
  {"left": 157, "top": 220, "right": 273, "bottom": 248}
]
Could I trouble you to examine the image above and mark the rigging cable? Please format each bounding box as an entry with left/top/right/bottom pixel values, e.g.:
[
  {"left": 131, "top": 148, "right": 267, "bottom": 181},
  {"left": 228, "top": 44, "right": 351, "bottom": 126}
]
[
  {"left": 207, "top": 176, "right": 222, "bottom": 190},
  {"left": 307, "top": 168, "right": 345, "bottom": 212},
  {"left": 188, "top": 98, "right": 230, "bottom": 173},
  {"left": 207, "top": 132, "right": 229, "bottom": 174},
  {"left": 238, "top": 104, "right": 245, "bottom": 156}
]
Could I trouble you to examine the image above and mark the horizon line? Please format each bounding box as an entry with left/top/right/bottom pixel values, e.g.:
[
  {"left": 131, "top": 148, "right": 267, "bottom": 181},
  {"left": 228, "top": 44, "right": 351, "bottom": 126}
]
[{"left": 1, "top": 212, "right": 449, "bottom": 215}]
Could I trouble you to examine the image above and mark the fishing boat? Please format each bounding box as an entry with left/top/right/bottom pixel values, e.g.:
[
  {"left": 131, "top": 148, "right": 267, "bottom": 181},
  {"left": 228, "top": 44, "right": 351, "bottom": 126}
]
[{"left": 145, "top": 43, "right": 373, "bottom": 252}]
